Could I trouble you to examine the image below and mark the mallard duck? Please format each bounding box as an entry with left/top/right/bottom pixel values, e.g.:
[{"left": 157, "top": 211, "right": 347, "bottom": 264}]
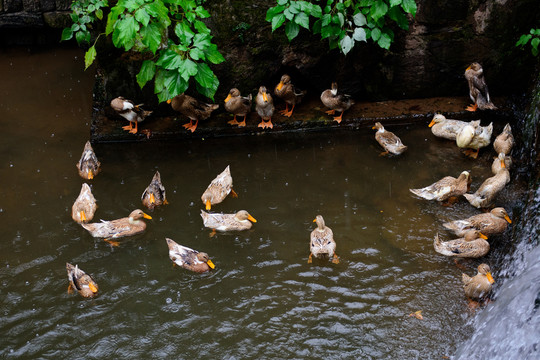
[
  {"left": 167, "top": 93, "right": 219, "bottom": 133},
  {"left": 465, "top": 62, "right": 497, "bottom": 111},
  {"left": 255, "top": 86, "right": 274, "bottom": 129},
  {"left": 462, "top": 263, "right": 495, "bottom": 300},
  {"left": 72, "top": 183, "right": 97, "bottom": 223},
  {"left": 443, "top": 207, "right": 512, "bottom": 237},
  {"left": 66, "top": 263, "right": 98, "bottom": 298},
  {"left": 463, "top": 162, "right": 510, "bottom": 208},
  {"left": 428, "top": 114, "right": 480, "bottom": 140},
  {"left": 320, "top": 82, "right": 354, "bottom": 123},
  {"left": 372, "top": 122, "right": 408, "bottom": 156},
  {"left": 409, "top": 171, "right": 470, "bottom": 203},
  {"left": 200, "top": 210, "right": 256, "bottom": 232},
  {"left": 491, "top": 152, "right": 512, "bottom": 175},
  {"left": 433, "top": 230, "right": 489, "bottom": 258},
  {"left": 76, "top": 141, "right": 101, "bottom": 180},
  {"left": 110, "top": 96, "right": 153, "bottom": 134},
  {"left": 308, "top": 215, "right": 338, "bottom": 264},
  {"left": 274, "top": 74, "right": 306, "bottom": 117},
  {"left": 141, "top": 171, "right": 168, "bottom": 210},
  {"left": 493, "top": 123, "right": 514, "bottom": 155},
  {"left": 224, "top": 88, "right": 252, "bottom": 127},
  {"left": 455, "top": 121, "right": 493, "bottom": 158},
  {"left": 201, "top": 165, "right": 236, "bottom": 210},
  {"left": 81, "top": 209, "right": 152, "bottom": 246},
  {"left": 166, "top": 238, "right": 215, "bottom": 273}
]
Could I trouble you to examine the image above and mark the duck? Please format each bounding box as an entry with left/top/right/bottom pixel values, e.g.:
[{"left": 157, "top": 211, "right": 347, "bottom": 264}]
[
  {"left": 464, "top": 62, "right": 497, "bottom": 111},
  {"left": 110, "top": 96, "right": 153, "bottom": 134},
  {"left": 372, "top": 122, "right": 408, "bottom": 156},
  {"left": 308, "top": 215, "right": 339, "bottom": 264},
  {"left": 274, "top": 74, "right": 306, "bottom": 117},
  {"left": 409, "top": 170, "right": 470, "bottom": 203},
  {"left": 72, "top": 183, "right": 97, "bottom": 223},
  {"left": 224, "top": 88, "right": 252, "bottom": 127},
  {"left": 76, "top": 141, "right": 101, "bottom": 180},
  {"left": 428, "top": 114, "right": 480, "bottom": 141},
  {"left": 255, "top": 86, "right": 275, "bottom": 129},
  {"left": 462, "top": 263, "right": 495, "bottom": 300},
  {"left": 165, "top": 238, "right": 215, "bottom": 273},
  {"left": 167, "top": 93, "right": 219, "bottom": 133},
  {"left": 493, "top": 123, "right": 514, "bottom": 155},
  {"left": 201, "top": 165, "right": 236, "bottom": 210},
  {"left": 455, "top": 121, "right": 493, "bottom": 158},
  {"left": 491, "top": 152, "right": 512, "bottom": 175},
  {"left": 81, "top": 209, "right": 152, "bottom": 246},
  {"left": 141, "top": 171, "right": 168, "bottom": 210},
  {"left": 433, "top": 230, "right": 489, "bottom": 258},
  {"left": 66, "top": 263, "right": 99, "bottom": 298},
  {"left": 200, "top": 210, "right": 257, "bottom": 232},
  {"left": 320, "top": 82, "right": 354, "bottom": 123},
  {"left": 443, "top": 207, "right": 512, "bottom": 237},
  {"left": 463, "top": 162, "right": 510, "bottom": 209}
]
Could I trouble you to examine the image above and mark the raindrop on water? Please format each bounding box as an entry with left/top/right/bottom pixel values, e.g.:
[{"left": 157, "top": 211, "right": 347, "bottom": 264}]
[{"left": 166, "top": 297, "right": 172, "bottom": 304}]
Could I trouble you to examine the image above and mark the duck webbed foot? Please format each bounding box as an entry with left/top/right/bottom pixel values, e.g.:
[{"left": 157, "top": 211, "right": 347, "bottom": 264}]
[
  {"left": 184, "top": 120, "right": 199, "bottom": 133},
  {"left": 104, "top": 238, "right": 120, "bottom": 247},
  {"left": 331, "top": 254, "right": 340, "bottom": 264},
  {"left": 465, "top": 103, "right": 478, "bottom": 112}
]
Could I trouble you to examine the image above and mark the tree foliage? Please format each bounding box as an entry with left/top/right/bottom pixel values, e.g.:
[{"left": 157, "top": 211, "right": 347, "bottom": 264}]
[{"left": 516, "top": 28, "right": 540, "bottom": 56}]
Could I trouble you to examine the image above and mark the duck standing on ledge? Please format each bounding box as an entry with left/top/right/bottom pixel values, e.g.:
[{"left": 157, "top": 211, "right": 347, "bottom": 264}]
[
  {"left": 76, "top": 141, "right": 101, "bottom": 180},
  {"left": 464, "top": 62, "right": 497, "bottom": 111},
  {"left": 110, "top": 96, "right": 152, "bottom": 134},
  {"left": 167, "top": 93, "right": 219, "bottom": 133},
  {"left": 255, "top": 86, "right": 275, "bottom": 129},
  {"left": 274, "top": 74, "right": 306, "bottom": 117},
  {"left": 224, "top": 88, "right": 252, "bottom": 127},
  {"left": 320, "top": 82, "right": 354, "bottom": 123}
]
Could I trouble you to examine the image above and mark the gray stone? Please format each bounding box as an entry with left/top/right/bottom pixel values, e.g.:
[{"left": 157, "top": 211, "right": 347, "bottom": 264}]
[
  {"left": 0, "top": 11, "right": 44, "bottom": 27},
  {"left": 43, "top": 10, "right": 70, "bottom": 28}
]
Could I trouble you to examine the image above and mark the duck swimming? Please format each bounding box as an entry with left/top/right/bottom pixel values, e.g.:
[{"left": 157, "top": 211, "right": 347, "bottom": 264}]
[
  {"left": 455, "top": 121, "right": 493, "bottom": 158},
  {"left": 166, "top": 238, "right": 215, "bottom": 273},
  {"left": 372, "top": 122, "right": 407, "bottom": 156},
  {"left": 433, "top": 230, "right": 489, "bottom": 258},
  {"left": 463, "top": 160, "right": 510, "bottom": 209},
  {"left": 443, "top": 207, "right": 512, "bottom": 237},
  {"left": 462, "top": 263, "right": 495, "bottom": 300},
  {"left": 201, "top": 165, "right": 236, "bottom": 210},
  {"left": 255, "top": 86, "right": 275, "bottom": 129},
  {"left": 81, "top": 209, "right": 152, "bottom": 246},
  {"left": 200, "top": 210, "right": 256, "bottom": 232},
  {"left": 72, "top": 183, "right": 97, "bottom": 223},
  {"left": 320, "top": 82, "right": 354, "bottom": 123},
  {"left": 409, "top": 171, "right": 470, "bottom": 204},
  {"left": 76, "top": 141, "right": 101, "bottom": 180},
  {"left": 110, "top": 96, "right": 152, "bottom": 134},
  {"left": 493, "top": 123, "right": 514, "bottom": 155},
  {"left": 224, "top": 88, "right": 252, "bottom": 127},
  {"left": 491, "top": 152, "right": 512, "bottom": 175},
  {"left": 66, "top": 263, "right": 99, "bottom": 298},
  {"left": 308, "top": 215, "right": 339, "bottom": 264},
  {"left": 464, "top": 62, "right": 497, "bottom": 111},
  {"left": 428, "top": 114, "right": 480, "bottom": 141},
  {"left": 274, "top": 74, "right": 306, "bottom": 117},
  {"left": 167, "top": 93, "right": 219, "bottom": 133},
  {"left": 141, "top": 171, "right": 168, "bottom": 210}
]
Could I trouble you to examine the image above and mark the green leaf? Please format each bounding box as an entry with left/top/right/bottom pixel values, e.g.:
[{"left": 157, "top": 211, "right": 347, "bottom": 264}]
[
  {"left": 388, "top": 5, "right": 409, "bottom": 30},
  {"left": 194, "top": 62, "right": 215, "bottom": 89},
  {"left": 285, "top": 21, "right": 300, "bottom": 41},
  {"left": 531, "top": 37, "right": 540, "bottom": 52},
  {"left": 390, "top": 0, "right": 402, "bottom": 7},
  {"left": 288, "top": 1, "right": 300, "bottom": 14},
  {"left": 61, "top": 28, "right": 73, "bottom": 41},
  {"left": 124, "top": 0, "right": 143, "bottom": 12},
  {"left": 371, "top": 27, "right": 381, "bottom": 41},
  {"left": 135, "top": 8, "right": 151, "bottom": 27},
  {"left": 175, "top": 22, "right": 194, "bottom": 45},
  {"left": 112, "top": 16, "right": 139, "bottom": 50},
  {"left": 294, "top": 12, "right": 310, "bottom": 30},
  {"left": 321, "top": 13, "right": 331, "bottom": 27},
  {"left": 353, "top": 27, "right": 366, "bottom": 42},
  {"left": 311, "top": 4, "right": 322, "bottom": 18},
  {"left": 194, "top": 20, "right": 210, "bottom": 34},
  {"left": 204, "top": 43, "right": 225, "bottom": 64},
  {"left": 516, "top": 34, "right": 532, "bottom": 47},
  {"left": 401, "top": 0, "right": 417, "bottom": 17},
  {"left": 136, "top": 60, "right": 156, "bottom": 88},
  {"left": 75, "top": 30, "right": 86, "bottom": 45},
  {"left": 164, "top": 69, "right": 188, "bottom": 99},
  {"left": 194, "top": 5, "right": 210, "bottom": 18},
  {"left": 193, "top": 33, "right": 211, "bottom": 50},
  {"left": 106, "top": 5, "right": 125, "bottom": 36},
  {"left": 321, "top": 25, "right": 340, "bottom": 39},
  {"left": 370, "top": 1, "right": 388, "bottom": 22},
  {"left": 277, "top": 0, "right": 288, "bottom": 5},
  {"left": 141, "top": 22, "right": 162, "bottom": 54},
  {"left": 340, "top": 35, "right": 353, "bottom": 55},
  {"left": 265, "top": 5, "right": 285, "bottom": 22},
  {"left": 271, "top": 13, "right": 286, "bottom": 31},
  {"left": 145, "top": 1, "right": 170, "bottom": 24},
  {"left": 353, "top": 12, "right": 366, "bottom": 26},
  {"left": 196, "top": 73, "right": 219, "bottom": 100},
  {"left": 179, "top": 58, "right": 198, "bottom": 81},
  {"left": 190, "top": 47, "right": 205, "bottom": 60},
  {"left": 84, "top": 45, "right": 96, "bottom": 70},
  {"left": 156, "top": 48, "right": 184, "bottom": 70},
  {"left": 284, "top": 8, "right": 294, "bottom": 21},
  {"left": 312, "top": 19, "right": 322, "bottom": 34},
  {"left": 95, "top": 8, "right": 103, "bottom": 20},
  {"left": 377, "top": 32, "right": 392, "bottom": 49}
]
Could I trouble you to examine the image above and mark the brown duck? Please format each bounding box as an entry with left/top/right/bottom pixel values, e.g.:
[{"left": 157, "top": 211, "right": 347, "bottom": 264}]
[
  {"left": 493, "top": 123, "right": 514, "bottom": 155},
  {"left": 309, "top": 215, "right": 339, "bottom": 264},
  {"left": 110, "top": 96, "right": 152, "bottom": 134},
  {"left": 255, "top": 86, "right": 275, "bottom": 129},
  {"left": 66, "top": 263, "right": 99, "bottom": 298},
  {"left": 465, "top": 62, "right": 497, "bottom": 111},
  {"left": 166, "top": 238, "right": 215, "bottom": 273},
  {"left": 141, "top": 171, "right": 168, "bottom": 210},
  {"left": 224, "top": 88, "right": 252, "bottom": 127},
  {"left": 462, "top": 263, "right": 495, "bottom": 300},
  {"left": 76, "top": 141, "right": 101, "bottom": 180},
  {"left": 433, "top": 230, "right": 489, "bottom": 258},
  {"left": 81, "top": 209, "right": 152, "bottom": 246},
  {"left": 409, "top": 171, "right": 470, "bottom": 203},
  {"left": 463, "top": 160, "right": 510, "bottom": 209},
  {"left": 372, "top": 122, "right": 407, "bottom": 156},
  {"left": 274, "top": 74, "right": 306, "bottom": 117},
  {"left": 167, "top": 93, "right": 219, "bottom": 133},
  {"left": 72, "top": 183, "right": 97, "bottom": 223},
  {"left": 443, "top": 207, "right": 512, "bottom": 237},
  {"left": 320, "top": 82, "right": 354, "bottom": 123}
]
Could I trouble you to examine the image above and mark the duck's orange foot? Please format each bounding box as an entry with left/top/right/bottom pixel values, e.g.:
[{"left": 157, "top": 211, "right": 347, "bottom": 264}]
[
  {"left": 331, "top": 254, "right": 340, "bottom": 264},
  {"left": 140, "top": 129, "right": 152, "bottom": 139},
  {"left": 237, "top": 119, "right": 246, "bottom": 127},
  {"left": 230, "top": 189, "right": 238, "bottom": 198},
  {"left": 122, "top": 124, "right": 133, "bottom": 131},
  {"left": 463, "top": 149, "right": 479, "bottom": 159},
  {"left": 465, "top": 103, "right": 478, "bottom": 112},
  {"left": 228, "top": 119, "right": 239, "bottom": 126},
  {"left": 182, "top": 121, "right": 193, "bottom": 129},
  {"left": 282, "top": 110, "right": 293, "bottom": 117},
  {"left": 105, "top": 239, "right": 120, "bottom": 247},
  {"left": 266, "top": 120, "right": 274, "bottom": 129},
  {"left": 325, "top": 109, "right": 336, "bottom": 115},
  {"left": 209, "top": 229, "right": 217, "bottom": 238},
  {"left": 307, "top": 253, "right": 313, "bottom": 264},
  {"left": 379, "top": 151, "right": 389, "bottom": 157},
  {"left": 442, "top": 196, "right": 459, "bottom": 207},
  {"left": 257, "top": 121, "right": 266, "bottom": 129}
]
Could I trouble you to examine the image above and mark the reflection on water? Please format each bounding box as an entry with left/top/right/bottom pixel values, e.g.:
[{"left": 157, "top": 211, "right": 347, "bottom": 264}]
[{"left": 0, "top": 48, "right": 520, "bottom": 359}]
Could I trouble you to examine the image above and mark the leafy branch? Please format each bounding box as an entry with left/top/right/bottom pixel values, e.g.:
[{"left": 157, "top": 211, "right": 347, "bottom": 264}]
[
  {"left": 266, "top": 0, "right": 417, "bottom": 55},
  {"left": 516, "top": 28, "right": 540, "bottom": 56},
  {"left": 62, "top": 0, "right": 224, "bottom": 102}
]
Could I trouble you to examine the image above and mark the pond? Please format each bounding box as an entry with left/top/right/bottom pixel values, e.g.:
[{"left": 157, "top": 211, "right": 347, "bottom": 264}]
[{"left": 0, "top": 47, "right": 520, "bottom": 359}]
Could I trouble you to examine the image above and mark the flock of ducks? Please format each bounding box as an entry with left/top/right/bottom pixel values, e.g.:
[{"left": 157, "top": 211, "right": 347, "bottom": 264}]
[{"left": 69, "top": 62, "right": 512, "bottom": 305}]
